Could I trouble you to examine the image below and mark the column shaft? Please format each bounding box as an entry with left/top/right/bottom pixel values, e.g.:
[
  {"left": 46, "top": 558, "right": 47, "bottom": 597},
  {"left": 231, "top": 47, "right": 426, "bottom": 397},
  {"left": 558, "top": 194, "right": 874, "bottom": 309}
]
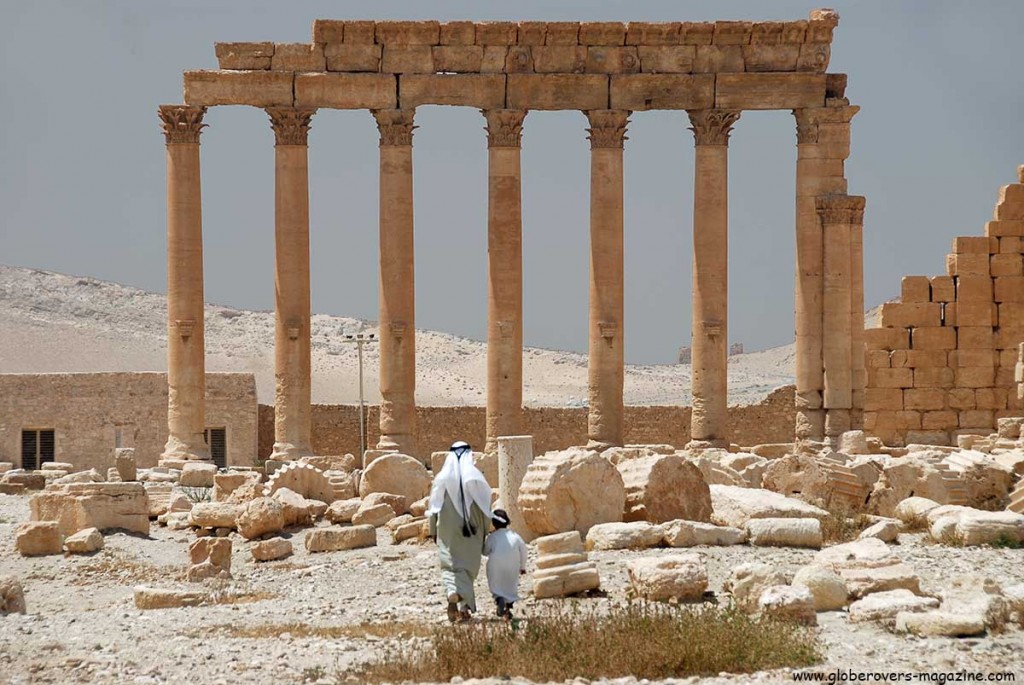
[
  {"left": 585, "top": 110, "right": 629, "bottom": 449},
  {"left": 484, "top": 110, "right": 526, "bottom": 453},
  {"left": 159, "top": 105, "right": 209, "bottom": 462},
  {"left": 374, "top": 110, "right": 417, "bottom": 456},
  {"left": 850, "top": 219, "right": 866, "bottom": 428},
  {"left": 687, "top": 110, "right": 739, "bottom": 449},
  {"left": 268, "top": 108, "right": 316, "bottom": 460}
]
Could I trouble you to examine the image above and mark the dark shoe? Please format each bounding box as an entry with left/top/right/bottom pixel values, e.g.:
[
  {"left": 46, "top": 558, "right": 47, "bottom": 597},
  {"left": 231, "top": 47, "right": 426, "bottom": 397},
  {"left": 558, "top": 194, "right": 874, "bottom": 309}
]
[
  {"left": 495, "top": 597, "right": 506, "bottom": 618},
  {"left": 447, "top": 600, "right": 459, "bottom": 623},
  {"left": 458, "top": 608, "right": 473, "bottom": 623}
]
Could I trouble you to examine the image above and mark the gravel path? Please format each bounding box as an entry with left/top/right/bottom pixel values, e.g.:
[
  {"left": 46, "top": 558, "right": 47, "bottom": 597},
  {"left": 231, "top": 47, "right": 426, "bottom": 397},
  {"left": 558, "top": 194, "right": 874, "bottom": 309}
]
[{"left": 1, "top": 493, "right": 1022, "bottom": 685}]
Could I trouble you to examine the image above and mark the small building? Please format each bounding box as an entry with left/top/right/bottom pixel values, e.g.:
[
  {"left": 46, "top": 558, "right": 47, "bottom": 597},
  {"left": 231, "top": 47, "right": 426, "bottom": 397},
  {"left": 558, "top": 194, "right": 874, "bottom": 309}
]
[{"left": 0, "top": 373, "right": 257, "bottom": 471}]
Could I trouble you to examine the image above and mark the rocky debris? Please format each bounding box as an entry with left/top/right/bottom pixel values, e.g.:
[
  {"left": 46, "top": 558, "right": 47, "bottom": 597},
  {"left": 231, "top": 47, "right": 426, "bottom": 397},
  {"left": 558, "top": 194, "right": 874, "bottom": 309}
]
[
  {"left": 362, "top": 492, "right": 406, "bottom": 515},
  {"left": 941, "top": 450, "right": 1014, "bottom": 510},
  {"left": 927, "top": 506, "right": 1024, "bottom": 546},
  {"left": 811, "top": 538, "right": 922, "bottom": 599},
  {"left": 616, "top": 453, "right": 712, "bottom": 524},
  {"left": 1, "top": 472, "right": 46, "bottom": 490},
  {"left": 724, "top": 562, "right": 793, "bottom": 613},
  {"left": 270, "top": 487, "right": 315, "bottom": 527},
  {"left": 114, "top": 448, "right": 137, "bottom": 481},
  {"left": 305, "top": 525, "right": 376, "bottom": 552},
  {"left": 532, "top": 531, "right": 600, "bottom": 599},
  {"left": 1003, "top": 584, "right": 1024, "bottom": 623},
  {"left": 251, "top": 537, "right": 292, "bottom": 562},
  {"left": 64, "top": 527, "right": 103, "bottom": 554},
  {"left": 212, "top": 472, "right": 261, "bottom": 502},
  {"left": 758, "top": 585, "right": 817, "bottom": 625},
  {"left": 709, "top": 485, "right": 829, "bottom": 529},
  {"left": 585, "top": 521, "right": 664, "bottom": 551},
  {"left": 848, "top": 589, "right": 939, "bottom": 624},
  {"left": 300, "top": 454, "right": 358, "bottom": 473},
  {"left": 839, "top": 430, "right": 870, "bottom": 455},
  {"left": 187, "top": 538, "right": 232, "bottom": 581},
  {"left": 626, "top": 554, "right": 708, "bottom": 602},
  {"left": 792, "top": 565, "right": 848, "bottom": 611},
  {"left": 762, "top": 454, "right": 871, "bottom": 512},
  {"left": 0, "top": 462, "right": 13, "bottom": 474},
  {"left": 0, "top": 575, "right": 26, "bottom": 615},
  {"left": 167, "top": 491, "right": 193, "bottom": 514},
  {"left": 41, "top": 462, "right": 75, "bottom": 473},
  {"left": 720, "top": 452, "right": 770, "bottom": 488},
  {"left": 324, "top": 470, "right": 358, "bottom": 501},
  {"left": 179, "top": 462, "right": 217, "bottom": 488},
  {"left": 893, "top": 496, "right": 940, "bottom": 527},
  {"left": 236, "top": 497, "right": 285, "bottom": 540},
  {"left": 133, "top": 587, "right": 212, "bottom": 610},
  {"left": 746, "top": 517, "right": 823, "bottom": 548},
  {"left": 358, "top": 455, "right": 430, "bottom": 513},
  {"left": 940, "top": 575, "right": 1010, "bottom": 632},
  {"left": 858, "top": 518, "right": 901, "bottom": 543},
  {"left": 324, "top": 498, "right": 361, "bottom": 524},
  {"left": 351, "top": 502, "right": 397, "bottom": 528},
  {"left": 519, "top": 447, "right": 625, "bottom": 537},
  {"left": 53, "top": 468, "right": 105, "bottom": 485},
  {"left": 389, "top": 517, "right": 427, "bottom": 544},
  {"left": 265, "top": 462, "right": 340, "bottom": 504},
  {"left": 687, "top": 451, "right": 748, "bottom": 487},
  {"left": 661, "top": 520, "right": 747, "bottom": 547},
  {"left": 409, "top": 496, "right": 429, "bottom": 517},
  {"left": 0, "top": 483, "right": 26, "bottom": 495},
  {"left": 866, "top": 457, "right": 959, "bottom": 517},
  {"left": 15, "top": 521, "right": 62, "bottom": 556},
  {"left": 145, "top": 483, "right": 174, "bottom": 518},
  {"left": 189, "top": 502, "right": 240, "bottom": 530},
  {"left": 158, "top": 511, "right": 192, "bottom": 530},
  {"left": 895, "top": 611, "right": 985, "bottom": 637},
  {"left": 30, "top": 482, "right": 150, "bottom": 536}
]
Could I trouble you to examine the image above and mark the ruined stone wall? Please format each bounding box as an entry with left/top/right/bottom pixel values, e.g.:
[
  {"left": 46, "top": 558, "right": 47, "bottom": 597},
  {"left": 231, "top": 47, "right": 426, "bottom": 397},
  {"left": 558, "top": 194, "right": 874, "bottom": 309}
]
[
  {"left": 863, "top": 168, "right": 1024, "bottom": 446},
  {"left": 0, "top": 373, "right": 258, "bottom": 470},
  {"left": 257, "top": 386, "right": 796, "bottom": 459}
]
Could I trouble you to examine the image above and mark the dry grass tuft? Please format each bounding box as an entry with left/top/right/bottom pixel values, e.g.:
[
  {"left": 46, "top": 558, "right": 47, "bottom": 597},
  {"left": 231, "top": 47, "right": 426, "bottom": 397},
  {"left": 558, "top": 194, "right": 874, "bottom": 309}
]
[
  {"left": 820, "top": 502, "right": 874, "bottom": 544},
  {"left": 355, "top": 603, "right": 821, "bottom": 683},
  {"left": 193, "top": 620, "right": 431, "bottom": 641},
  {"left": 70, "top": 549, "right": 185, "bottom": 585}
]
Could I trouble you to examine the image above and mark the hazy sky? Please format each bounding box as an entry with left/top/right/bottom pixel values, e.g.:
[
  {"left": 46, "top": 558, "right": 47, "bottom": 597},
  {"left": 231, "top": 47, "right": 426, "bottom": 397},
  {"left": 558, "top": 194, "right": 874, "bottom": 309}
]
[{"left": 2, "top": 1, "right": 1023, "bottom": 365}]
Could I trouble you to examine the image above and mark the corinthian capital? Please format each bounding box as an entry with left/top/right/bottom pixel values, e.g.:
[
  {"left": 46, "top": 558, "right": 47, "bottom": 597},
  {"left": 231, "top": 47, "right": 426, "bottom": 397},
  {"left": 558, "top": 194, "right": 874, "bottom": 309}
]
[
  {"left": 372, "top": 109, "right": 416, "bottom": 147},
  {"left": 816, "top": 194, "right": 866, "bottom": 225},
  {"left": 687, "top": 109, "right": 741, "bottom": 146},
  {"left": 483, "top": 109, "right": 527, "bottom": 148},
  {"left": 266, "top": 108, "right": 316, "bottom": 146},
  {"left": 585, "top": 110, "right": 630, "bottom": 149},
  {"left": 158, "top": 105, "right": 207, "bottom": 144}
]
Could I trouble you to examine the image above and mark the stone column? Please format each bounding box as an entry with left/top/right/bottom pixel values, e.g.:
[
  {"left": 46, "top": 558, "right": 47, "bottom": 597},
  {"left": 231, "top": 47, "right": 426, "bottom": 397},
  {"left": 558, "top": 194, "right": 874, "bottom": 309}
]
[
  {"left": 817, "top": 194, "right": 866, "bottom": 444},
  {"left": 585, "top": 110, "right": 630, "bottom": 450},
  {"left": 483, "top": 110, "right": 527, "bottom": 454},
  {"left": 267, "top": 107, "right": 316, "bottom": 460},
  {"left": 792, "top": 104, "right": 858, "bottom": 443},
  {"left": 497, "top": 435, "right": 534, "bottom": 541},
  {"left": 159, "top": 105, "right": 210, "bottom": 463},
  {"left": 373, "top": 109, "right": 417, "bottom": 456},
  {"left": 850, "top": 212, "right": 866, "bottom": 429},
  {"left": 687, "top": 109, "right": 740, "bottom": 449}
]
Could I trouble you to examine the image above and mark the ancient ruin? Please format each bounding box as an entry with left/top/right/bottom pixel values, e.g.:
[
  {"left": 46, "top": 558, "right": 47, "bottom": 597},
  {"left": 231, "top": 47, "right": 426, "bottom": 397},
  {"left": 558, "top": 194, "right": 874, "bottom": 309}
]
[{"left": 160, "top": 11, "right": 864, "bottom": 460}]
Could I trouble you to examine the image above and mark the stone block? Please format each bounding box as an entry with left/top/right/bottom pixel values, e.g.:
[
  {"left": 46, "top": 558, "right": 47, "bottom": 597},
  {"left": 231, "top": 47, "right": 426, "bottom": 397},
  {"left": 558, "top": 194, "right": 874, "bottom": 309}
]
[
  {"left": 995, "top": 276, "right": 1024, "bottom": 302},
  {"left": 0, "top": 575, "right": 26, "bottom": 615},
  {"left": 352, "top": 502, "right": 396, "bottom": 527},
  {"left": 114, "top": 448, "right": 137, "bottom": 482},
  {"left": 892, "top": 350, "right": 948, "bottom": 368},
  {"left": 883, "top": 303, "right": 942, "bottom": 329},
  {"left": 921, "top": 410, "right": 958, "bottom": 431},
  {"left": 0, "top": 483, "right": 26, "bottom": 495},
  {"left": 635, "top": 45, "right": 695, "bottom": 73},
  {"left": 305, "top": 525, "right": 377, "bottom": 552},
  {"left": 661, "top": 520, "right": 746, "bottom": 547},
  {"left": 626, "top": 22, "right": 681, "bottom": 46},
  {"left": 680, "top": 22, "right": 715, "bottom": 45},
  {"left": 189, "top": 502, "right": 240, "bottom": 530},
  {"left": 430, "top": 46, "right": 481, "bottom": 72},
  {"left": 358, "top": 454, "right": 430, "bottom": 512},
  {"left": 517, "top": 22, "right": 548, "bottom": 46},
  {"left": 535, "top": 531, "right": 585, "bottom": 555},
  {"left": 749, "top": 21, "right": 785, "bottom": 44},
  {"left": 507, "top": 74, "right": 609, "bottom": 110},
  {"left": 986, "top": 220, "right": 1024, "bottom": 238},
  {"left": 709, "top": 485, "right": 828, "bottom": 529},
  {"left": 715, "top": 73, "right": 825, "bottom": 109},
  {"left": 533, "top": 562, "right": 601, "bottom": 599},
  {"left": 213, "top": 471, "right": 261, "bottom": 502},
  {"left": 867, "top": 367, "right": 913, "bottom": 389},
  {"left": 911, "top": 327, "right": 956, "bottom": 351},
  {"left": 133, "top": 587, "right": 211, "bottom": 610},
  {"left": 481, "top": 46, "right": 510, "bottom": 73},
  {"left": 271, "top": 43, "right": 325, "bottom": 72},
  {"left": 895, "top": 611, "right": 985, "bottom": 637},
  {"left": 975, "top": 387, "right": 1008, "bottom": 410},
  {"left": 693, "top": 45, "right": 744, "bottom": 73},
  {"left": 475, "top": 21, "right": 518, "bottom": 45},
  {"left": 947, "top": 388, "right": 976, "bottom": 410},
  {"left": 958, "top": 326, "right": 994, "bottom": 349},
  {"left": 187, "top": 538, "right": 232, "bottom": 581},
  {"left": 866, "top": 350, "right": 891, "bottom": 368},
  {"left": 609, "top": 74, "right": 713, "bottom": 111},
  {"left": 399, "top": 74, "right": 504, "bottom": 109},
  {"left": 180, "top": 462, "right": 217, "bottom": 488},
  {"left": 15, "top": 521, "right": 62, "bottom": 556},
  {"left": 990, "top": 254, "right": 1022, "bottom": 277},
  {"left": 585, "top": 46, "right": 640, "bottom": 73},
  {"left": 954, "top": 275, "right": 993, "bottom": 303},
  {"left": 325, "top": 44, "right": 382, "bottom": 72},
  {"left": 627, "top": 554, "right": 708, "bottom": 602},
  {"left": 741, "top": 45, "right": 800, "bottom": 72},
  {"left": 793, "top": 565, "right": 847, "bottom": 611},
  {"left": 947, "top": 253, "right": 990, "bottom": 277},
  {"left": 999, "top": 236, "right": 1022, "bottom": 253},
  {"left": 952, "top": 236, "right": 997, "bottom": 254},
  {"left": 184, "top": 70, "right": 294, "bottom": 107},
  {"left": 381, "top": 46, "right": 434, "bottom": 73},
  {"left": 746, "top": 517, "right": 822, "bottom": 548},
  {"left": 949, "top": 301, "right": 997, "bottom": 327},
  {"left": 294, "top": 73, "right": 396, "bottom": 109},
  {"left": 439, "top": 21, "right": 475, "bottom": 46},
  {"left": 32, "top": 482, "right": 150, "bottom": 536},
  {"left": 955, "top": 367, "right": 996, "bottom": 388},
  {"left": 949, "top": 350, "right": 996, "bottom": 367},
  {"left": 864, "top": 327, "right": 910, "bottom": 351},
  {"left": 712, "top": 20, "right": 751, "bottom": 45},
  {"left": 864, "top": 388, "right": 903, "bottom": 411},
  {"left": 520, "top": 448, "right": 625, "bottom": 537},
  {"left": 340, "top": 20, "right": 376, "bottom": 44},
  {"left": 251, "top": 537, "right": 292, "bottom": 562},
  {"left": 959, "top": 410, "right": 995, "bottom": 429},
  {"left": 530, "top": 46, "right": 586, "bottom": 73},
  {"left": 585, "top": 521, "right": 664, "bottom": 551},
  {"left": 997, "top": 303, "right": 1024, "bottom": 328},
  {"left": 929, "top": 276, "right": 955, "bottom": 302},
  {"left": 64, "top": 527, "right": 103, "bottom": 554},
  {"left": 375, "top": 21, "right": 440, "bottom": 46},
  {"left": 618, "top": 454, "right": 711, "bottom": 524},
  {"left": 579, "top": 22, "right": 626, "bottom": 46},
  {"left": 900, "top": 276, "right": 931, "bottom": 303},
  {"left": 759, "top": 585, "right": 817, "bottom": 625},
  {"left": 724, "top": 562, "right": 792, "bottom": 613},
  {"left": 215, "top": 42, "right": 273, "bottom": 70},
  {"left": 913, "top": 367, "right": 953, "bottom": 389},
  {"left": 903, "top": 389, "right": 945, "bottom": 411},
  {"left": 311, "top": 20, "right": 344, "bottom": 43},
  {"left": 849, "top": 589, "right": 939, "bottom": 623},
  {"left": 544, "top": 22, "right": 581, "bottom": 46}
]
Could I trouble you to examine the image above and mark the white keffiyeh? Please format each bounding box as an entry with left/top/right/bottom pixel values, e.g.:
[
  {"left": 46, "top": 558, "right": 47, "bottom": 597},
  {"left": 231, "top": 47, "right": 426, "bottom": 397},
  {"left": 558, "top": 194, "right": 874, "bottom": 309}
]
[{"left": 427, "top": 441, "right": 493, "bottom": 524}]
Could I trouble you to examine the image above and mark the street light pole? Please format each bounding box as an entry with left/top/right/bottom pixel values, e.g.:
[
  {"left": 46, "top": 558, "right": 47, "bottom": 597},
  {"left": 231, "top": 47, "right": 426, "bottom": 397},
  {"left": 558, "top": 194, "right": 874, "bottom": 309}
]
[{"left": 343, "top": 332, "right": 376, "bottom": 461}]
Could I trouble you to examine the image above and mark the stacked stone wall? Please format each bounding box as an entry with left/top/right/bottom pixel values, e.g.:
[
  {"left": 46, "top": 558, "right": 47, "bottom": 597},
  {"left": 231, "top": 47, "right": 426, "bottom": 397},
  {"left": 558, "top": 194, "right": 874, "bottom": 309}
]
[
  {"left": 864, "top": 168, "right": 1024, "bottom": 445},
  {"left": 0, "top": 373, "right": 258, "bottom": 470},
  {"left": 257, "top": 386, "right": 796, "bottom": 459}
]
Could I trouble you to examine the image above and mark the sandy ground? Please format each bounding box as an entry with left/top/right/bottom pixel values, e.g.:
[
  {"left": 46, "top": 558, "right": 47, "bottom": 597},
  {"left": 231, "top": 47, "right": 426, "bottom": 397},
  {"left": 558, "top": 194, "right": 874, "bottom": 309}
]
[
  {"left": 1, "top": 493, "right": 1022, "bottom": 685},
  {"left": 0, "top": 265, "right": 802, "bottom": 407}
]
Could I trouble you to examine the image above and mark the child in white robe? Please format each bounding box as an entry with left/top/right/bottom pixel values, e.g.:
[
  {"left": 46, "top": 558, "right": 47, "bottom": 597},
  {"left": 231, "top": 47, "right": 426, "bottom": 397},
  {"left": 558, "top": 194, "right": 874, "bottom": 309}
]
[{"left": 483, "top": 509, "right": 528, "bottom": 620}]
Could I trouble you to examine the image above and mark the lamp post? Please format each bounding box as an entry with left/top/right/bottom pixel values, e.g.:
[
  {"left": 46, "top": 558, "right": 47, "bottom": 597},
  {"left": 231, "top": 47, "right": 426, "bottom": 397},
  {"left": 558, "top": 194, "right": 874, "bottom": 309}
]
[{"left": 343, "top": 332, "right": 376, "bottom": 461}]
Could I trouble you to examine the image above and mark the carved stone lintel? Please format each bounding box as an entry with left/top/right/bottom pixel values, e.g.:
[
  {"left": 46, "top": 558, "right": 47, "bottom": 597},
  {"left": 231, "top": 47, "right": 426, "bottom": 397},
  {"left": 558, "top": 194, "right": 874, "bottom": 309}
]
[
  {"left": 372, "top": 109, "right": 416, "bottom": 147},
  {"left": 585, "top": 110, "right": 630, "bottom": 149},
  {"left": 266, "top": 108, "right": 316, "bottom": 146},
  {"left": 687, "top": 109, "right": 740, "bottom": 146},
  {"left": 483, "top": 109, "right": 527, "bottom": 148},
  {"left": 175, "top": 319, "right": 196, "bottom": 339},
  {"left": 158, "top": 105, "right": 207, "bottom": 144},
  {"left": 816, "top": 194, "right": 866, "bottom": 225}
]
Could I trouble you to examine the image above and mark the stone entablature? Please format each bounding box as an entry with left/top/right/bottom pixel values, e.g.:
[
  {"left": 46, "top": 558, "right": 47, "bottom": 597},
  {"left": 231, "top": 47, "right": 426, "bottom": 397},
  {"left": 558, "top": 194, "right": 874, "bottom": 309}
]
[{"left": 187, "top": 13, "right": 839, "bottom": 112}]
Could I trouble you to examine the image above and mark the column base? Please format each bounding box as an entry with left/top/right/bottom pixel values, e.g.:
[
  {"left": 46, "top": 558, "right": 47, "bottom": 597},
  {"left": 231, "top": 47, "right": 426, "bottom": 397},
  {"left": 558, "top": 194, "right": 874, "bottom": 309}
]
[
  {"left": 160, "top": 435, "right": 210, "bottom": 463},
  {"left": 270, "top": 441, "right": 313, "bottom": 461},
  {"left": 377, "top": 434, "right": 416, "bottom": 458},
  {"left": 586, "top": 439, "right": 618, "bottom": 452}
]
